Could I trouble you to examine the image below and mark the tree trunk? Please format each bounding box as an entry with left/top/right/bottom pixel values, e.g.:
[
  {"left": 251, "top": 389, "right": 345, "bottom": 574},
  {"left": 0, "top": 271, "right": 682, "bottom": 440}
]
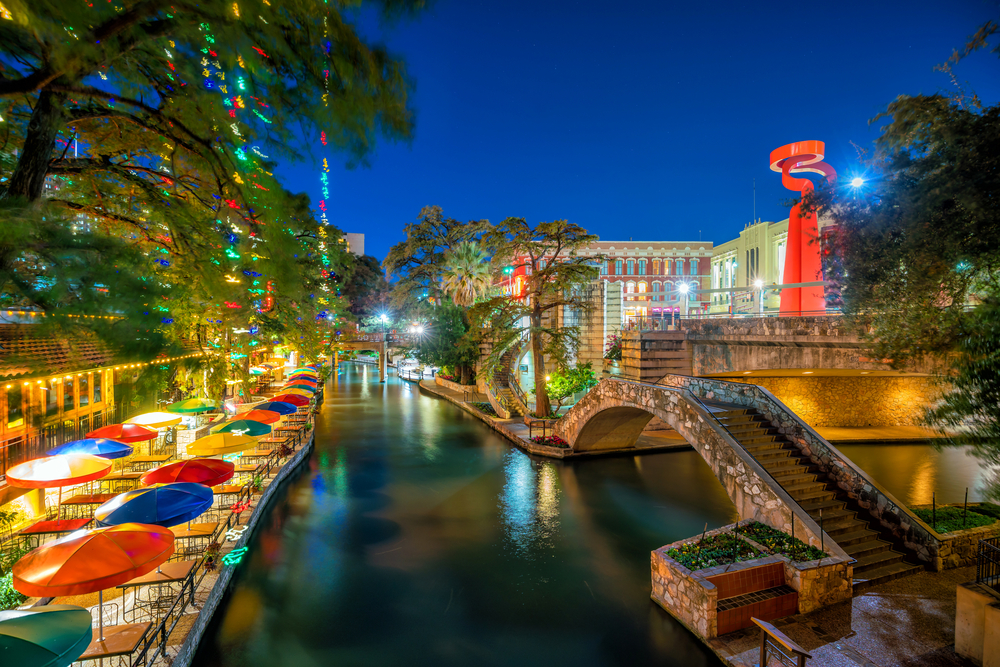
[
  {"left": 531, "top": 311, "right": 550, "bottom": 417},
  {"left": 4, "top": 88, "right": 67, "bottom": 201}
]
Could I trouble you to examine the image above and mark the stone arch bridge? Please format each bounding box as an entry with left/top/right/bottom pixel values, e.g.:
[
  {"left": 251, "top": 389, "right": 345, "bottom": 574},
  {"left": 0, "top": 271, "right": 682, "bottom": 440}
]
[{"left": 554, "top": 375, "right": 945, "bottom": 584}]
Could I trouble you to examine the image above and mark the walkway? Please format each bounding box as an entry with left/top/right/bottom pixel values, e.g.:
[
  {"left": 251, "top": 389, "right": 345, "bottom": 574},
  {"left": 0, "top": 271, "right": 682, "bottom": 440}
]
[
  {"left": 712, "top": 565, "right": 975, "bottom": 667},
  {"left": 817, "top": 425, "right": 951, "bottom": 444}
]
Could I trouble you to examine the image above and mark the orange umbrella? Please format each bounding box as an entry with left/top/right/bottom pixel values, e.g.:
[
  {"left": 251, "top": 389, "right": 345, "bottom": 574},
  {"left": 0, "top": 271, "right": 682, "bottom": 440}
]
[
  {"left": 279, "top": 388, "right": 312, "bottom": 397},
  {"left": 240, "top": 409, "right": 282, "bottom": 425},
  {"left": 86, "top": 423, "right": 158, "bottom": 443},
  {"left": 6, "top": 454, "right": 112, "bottom": 520},
  {"left": 140, "top": 459, "right": 235, "bottom": 488},
  {"left": 13, "top": 523, "right": 174, "bottom": 640}
]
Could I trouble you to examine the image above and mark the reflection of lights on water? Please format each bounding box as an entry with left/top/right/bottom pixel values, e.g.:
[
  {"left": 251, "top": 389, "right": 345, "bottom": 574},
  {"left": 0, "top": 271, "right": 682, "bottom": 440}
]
[{"left": 500, "top": 452, "right": 560, "bottom": 555}]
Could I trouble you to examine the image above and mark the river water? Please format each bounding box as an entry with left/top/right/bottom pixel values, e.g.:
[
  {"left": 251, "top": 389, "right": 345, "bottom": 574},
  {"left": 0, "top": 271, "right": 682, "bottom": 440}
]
[{"left": 192, "top": 363, "right": 991, "bottom": 667}]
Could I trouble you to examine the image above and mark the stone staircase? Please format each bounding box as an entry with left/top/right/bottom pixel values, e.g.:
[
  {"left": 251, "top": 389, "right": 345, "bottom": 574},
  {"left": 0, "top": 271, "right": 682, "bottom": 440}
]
[
  {"left": 703, "top": 401, "right": 923, "bottom": 591},
  {"left": 489, "top": 341, "right": 527, "bottom": 418}
]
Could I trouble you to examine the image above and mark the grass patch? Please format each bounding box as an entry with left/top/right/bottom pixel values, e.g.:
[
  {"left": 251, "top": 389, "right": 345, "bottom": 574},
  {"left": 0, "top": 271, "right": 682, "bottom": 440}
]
[
  {"left": 912, "top": 505, "right": 998, "bottom": 533},
  {"left": 667, "top": 532, "right": 762, "bottom": 571},
  {"left": 969, "top": 503, "right": 1000, "bottom": 520},
  {"left": 740, "top": 522, "right": 828, "bottom": 561},
  {"left": 468, "top": 401, "right": 498, "bottom": 417}
]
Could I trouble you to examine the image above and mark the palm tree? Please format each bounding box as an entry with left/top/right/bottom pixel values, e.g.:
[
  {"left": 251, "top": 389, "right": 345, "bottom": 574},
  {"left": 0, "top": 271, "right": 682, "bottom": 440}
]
[{"left": 440, "top": 241, "right": 491, "bottom": 307}]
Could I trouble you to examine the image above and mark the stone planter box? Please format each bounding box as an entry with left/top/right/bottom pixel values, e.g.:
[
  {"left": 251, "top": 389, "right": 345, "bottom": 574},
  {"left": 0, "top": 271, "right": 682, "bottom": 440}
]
[
  {"left": 919, "top": 507, "right": 1000, "bottom": 570},
  {"left": 650, "top": 521, "right": 852, "bottom": 639},
  {"left": 435, "top": 376, "right": 475, "bottom": 394}
]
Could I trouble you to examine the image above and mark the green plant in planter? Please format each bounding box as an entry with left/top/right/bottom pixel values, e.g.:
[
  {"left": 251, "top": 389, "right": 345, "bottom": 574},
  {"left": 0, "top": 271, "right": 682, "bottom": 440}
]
[
  {"left": 0, "top": 572, "right": 26, "bottom": 610},
  {"left": 251, "top": 475, "right": 264, "bottom": 493},
  {"left": 203, "top": 541, "right": 223, "bottom": 572}
]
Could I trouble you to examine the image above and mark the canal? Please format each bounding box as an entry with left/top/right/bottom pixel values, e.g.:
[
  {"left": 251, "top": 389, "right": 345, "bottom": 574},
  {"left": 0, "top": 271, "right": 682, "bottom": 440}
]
[{"left": 193, "top": 363, "right": 993, "bottom": 667}]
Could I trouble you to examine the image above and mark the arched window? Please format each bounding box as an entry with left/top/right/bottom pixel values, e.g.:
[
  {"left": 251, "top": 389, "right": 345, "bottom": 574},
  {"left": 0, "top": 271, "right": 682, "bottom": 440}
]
[
  {"left": 627, "top": 259, "right": 635, "bottom": 275},
  {"left": 638, "top": 282, "right": 647, "bottom": 293},
  {"left": 652, "top": 259, "right": 660, "bottom": 275},
  {"left": 626, "top": 281, "right": 635, "bottom": 294},
  {"left": 638, "top": 259, "right": 647, "bottom": 275},
  {"left": 615, "top": 259, "right": 623, "bottom": 275},
  {"left": 652, "top": 281, "right": 660, "bottom": 292}
]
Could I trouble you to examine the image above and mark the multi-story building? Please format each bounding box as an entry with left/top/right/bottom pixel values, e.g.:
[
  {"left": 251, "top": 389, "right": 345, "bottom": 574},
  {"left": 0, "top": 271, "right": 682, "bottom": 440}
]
[{"left": 343, "top": 233, "right": 365, "bottom": 256}]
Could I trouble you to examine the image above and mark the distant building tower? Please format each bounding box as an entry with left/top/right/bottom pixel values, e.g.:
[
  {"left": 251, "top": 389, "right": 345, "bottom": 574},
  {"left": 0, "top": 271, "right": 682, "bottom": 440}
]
[{"left": 343, "top": 233, "right": 365, "bottom": 256}]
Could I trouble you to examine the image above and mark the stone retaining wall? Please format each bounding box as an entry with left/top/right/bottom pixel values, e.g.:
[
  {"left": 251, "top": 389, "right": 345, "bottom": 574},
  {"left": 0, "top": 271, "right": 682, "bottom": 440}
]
[
  {"left": 659, "top": 374, "right": 942, "bottom": 568},
  {"left": 936, "top": 522, "right": 1000, "bottom": 570},
  {"left": 435, "top": 376, "right": 474, "bottom": 393}
]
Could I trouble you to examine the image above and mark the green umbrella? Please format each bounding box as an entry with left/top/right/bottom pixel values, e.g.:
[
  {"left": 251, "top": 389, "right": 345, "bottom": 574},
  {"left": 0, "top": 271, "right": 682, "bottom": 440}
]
[
  {"left": 284, "top": 384, "right": 316, "bottom": 392},
  {"left": 289, "top": 368, "right": 317, "bottom": 375},
  {"left": 211, "top": 419, "right": 271, "bottom": 437},
  {"left": 0, "top": 605, "right": 93, "bottom": 667},
  {"left": 165, "top": 398, "right": 219, "bottom": 414}
]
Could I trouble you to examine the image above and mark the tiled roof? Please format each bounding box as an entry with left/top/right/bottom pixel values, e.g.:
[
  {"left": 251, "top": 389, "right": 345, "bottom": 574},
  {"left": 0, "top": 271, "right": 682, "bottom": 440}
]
[{"left": 0, "top": 324, "right": 119, "bottom": 380}]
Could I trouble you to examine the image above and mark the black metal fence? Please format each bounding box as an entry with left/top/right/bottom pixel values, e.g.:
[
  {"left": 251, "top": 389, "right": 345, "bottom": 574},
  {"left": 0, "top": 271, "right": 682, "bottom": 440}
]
[{"left": 977, "top": 537, "right": 1000, "bottom": 594}]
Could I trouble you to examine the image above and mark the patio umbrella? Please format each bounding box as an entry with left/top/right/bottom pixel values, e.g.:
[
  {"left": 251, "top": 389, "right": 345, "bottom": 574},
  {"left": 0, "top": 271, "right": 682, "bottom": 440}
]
[
  {"left": 124, "top": 412, "right": 183, "bottom": 429},
  {"left": 289, "top": 368, "right": 316, "bottom": 375},
  {"left": 12, "top": 523, "right": 174, "bottom": 640},
  {"left": 165, "top": 398, "right": 219, "bottom": 414},
  {"left": 272, "top": 393, "right": 309, "bottom": 407},
  {"left": 0, "top": 604, "right": 93, "bottom": 667},
  {"left": 283, "top": 385, "right": 315, "bottom": 393},
  {"left": 278, "top": 389, "right": 312, "bottom": 400},
  {"left": 140, "top": 459, "right": 234, "bottom": 488},
  {"left": 286, "top": 376, "right": 318, "bottom": 384},
  {"left": 95, "top": 483, "right": 213, "bottom": 528},
  {"left": 85, "top": 423, "right": 158, "bottom": 444},
  {"left": 249, "top": 367, "right": 265, "bottom": 376},
  {"left": 255, "top": 401, "right": 297, "bottom": 415},
  {"left": 211, "top": 419, "right": 271, "bottom": 437},
  {"left": 6, "top": 454, "right": 113, "bottom": 520},
  {"left": 240, "top": 409, "right": 281, "bottom": 425},
  {"left": 187, "top": 433, "right": 258, "bottom": 457},
  {"left": 46, "top": 439, "right": 133, "bottom": 460}
]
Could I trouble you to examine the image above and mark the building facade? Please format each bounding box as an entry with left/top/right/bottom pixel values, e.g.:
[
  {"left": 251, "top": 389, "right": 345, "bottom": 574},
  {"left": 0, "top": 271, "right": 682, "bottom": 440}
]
[
  {"left": 709, "top": 219, "right": 789, "bottom": 313},
  {"left": 343, "top": 233, "right": 365, "bottom": 256}
]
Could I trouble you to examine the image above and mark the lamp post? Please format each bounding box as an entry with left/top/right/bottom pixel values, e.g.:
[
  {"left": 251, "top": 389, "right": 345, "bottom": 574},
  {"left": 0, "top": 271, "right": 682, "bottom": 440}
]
[
  {"left": 678, "top": 283, "right": 690, "bottom": 317},
  {"left": 379, "top": 313, "right": 388, "bottom": 383},
  {"left": 754, "top": 279, "right": 765, "bottom": 316}
]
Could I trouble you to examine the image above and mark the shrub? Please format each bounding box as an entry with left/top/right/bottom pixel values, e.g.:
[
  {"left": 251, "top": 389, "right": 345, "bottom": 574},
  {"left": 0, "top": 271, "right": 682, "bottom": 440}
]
[
  {"left": 912, "top": 506, "right": 997, "bottom": 533},
  {"left": 668, "top": 532, "right": 761, "bottom": 571},
  {"left": 740, "top": 522, "right": 828, "bottom": 561},
  {"left": 604, "top": 333, "right": 622, "bottom": 361},
  {"left": 0, "top": 572, "right": 25, "bottom": 610},
  {"left": 530, "top": 434, "right": 569, "bottom": 448},
  {"left": 469, "top": 401, "right": 498, "bottom": 417},
  {"left": 970, "top": 503, "right": 1000, "bottom": 520}
]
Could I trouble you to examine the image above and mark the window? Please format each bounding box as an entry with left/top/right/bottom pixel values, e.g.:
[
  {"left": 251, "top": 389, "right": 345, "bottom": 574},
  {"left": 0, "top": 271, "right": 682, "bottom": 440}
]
[
  {"left": 690, "top": 258, "right": 698, "bottom": 276},
  {"left": 538, "top": 259, "right": 546, "bottom": 270},
  {"left": 7, "top": 385, "right": 23, "bottom": 427},
  {"left": 777, "top": 242, "right": 786, "bottom": 284},
  {"left": 601, "top": 261, "right": 608, "bottom": 276},
  {"left": 64, "top": 379, "right": 75, "bottom": 411},
  {"left": 79, "top": 375, "right": 89, "bottom": 407},
  {"left": 652, "top": 260, "right": 660, "bottom": 275},
  {"left": 94, "top": 372, "right": 102, "bottom": 403},
  {"left": 653, "top": 282, "right": 660, "bottom": 292},
  {"left": 638, "top": 260, "right": 647, "bottom": 275},
  {"left": 615, "top": 260, "right": 622, "bottom": 275},
  {"left": 638, "top": 282, "right": 647, "bottom": 293},
  {"left": 46, "top": 380, "right": 58, "bottom": 416},
  {"left": 626, "top": 281, "right": 635, "bottom": 294},
  {"left": 627, "top": 259, "right": 634, "bottom": 275}
]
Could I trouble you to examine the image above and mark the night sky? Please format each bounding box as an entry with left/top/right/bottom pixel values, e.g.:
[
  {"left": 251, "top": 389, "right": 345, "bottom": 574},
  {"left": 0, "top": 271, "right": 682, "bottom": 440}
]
[{"left": 275, "top": 0, "right": 1000, "bottom": 261}]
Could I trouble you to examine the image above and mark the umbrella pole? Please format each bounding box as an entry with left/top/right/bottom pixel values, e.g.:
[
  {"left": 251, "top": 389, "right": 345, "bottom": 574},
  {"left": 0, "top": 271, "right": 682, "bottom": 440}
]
[
  {"left": 99, "top": 588, "right": 105, "bottom": 641},
  {"left": 57, "top": 486, "right": 62, "bottom": 521}
]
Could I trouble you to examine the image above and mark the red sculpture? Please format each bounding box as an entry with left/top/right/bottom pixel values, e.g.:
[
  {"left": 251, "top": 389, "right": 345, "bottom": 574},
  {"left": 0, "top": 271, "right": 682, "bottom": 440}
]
[{"left": 770, "top": 141, "right": 836, "bottom": 316}]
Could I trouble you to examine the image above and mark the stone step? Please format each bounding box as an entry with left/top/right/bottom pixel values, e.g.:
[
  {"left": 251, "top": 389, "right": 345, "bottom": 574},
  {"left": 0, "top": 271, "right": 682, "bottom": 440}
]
[
  {"left": 760, "top": 456, "right": 814, "bottom": 472},
  {"left": 827, "top": 526, "right": 879, "bottom": 546},
  {"left": 755, "top": 449, "right": 796, "bottom": 461},
  {"left": 736, "top": 435, "right": 785, "bottom": 446},
  {"left": 852, "top": 549, "right": 906, "bottom": 575},
  {"left": 720, "top": 416, "right": 770, "bottom": 428},
  {"left": 799, "top": 498, "right": 847, "bottom": 514},
  {"left": 852, "top": 561, "right": 923, "bottom": 592},
  {"left": 768, "top": 468, "right": 818, "bottom": 485},
  {"left": 843, "top": 538, "right": 894, "bottom": 560},
  {"left": 807, "top": 507, "right": 856, "bottom": 523},
  {"left": 817, "top": 513, "right": 865, "bottom": 535},
  {"left": 787, "top": 487, "right": 837, "bottom": 504},
  {"left": 743, "top": 441, "right": 797, "bottom": 454}
]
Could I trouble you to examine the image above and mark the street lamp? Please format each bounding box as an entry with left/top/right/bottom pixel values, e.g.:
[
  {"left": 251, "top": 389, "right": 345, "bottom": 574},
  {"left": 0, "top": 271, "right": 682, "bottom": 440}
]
[
  {"left": 754, "top": 279, "right": 765, "bottom": 315},
  {"left": 850, "top": 177, "right": 864, "bottom": 188},
  {"left": 678, "top": 283, "right": 690, "bottom": 317}
]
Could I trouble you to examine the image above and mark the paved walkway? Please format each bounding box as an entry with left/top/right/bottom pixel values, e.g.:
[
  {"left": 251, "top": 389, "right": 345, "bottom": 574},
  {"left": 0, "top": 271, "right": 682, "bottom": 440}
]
[
  {"left": 711, "top": 566, "right": 975, "bottom": 667},
  {"left": 816, "top": 425, "right": 951, "bottom": 444}
]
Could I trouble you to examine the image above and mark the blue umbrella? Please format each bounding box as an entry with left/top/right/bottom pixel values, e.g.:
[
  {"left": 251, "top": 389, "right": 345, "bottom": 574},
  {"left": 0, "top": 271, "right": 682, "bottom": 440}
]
[
  {"left": 46, "top": 438, "right": 133, "bottom": 460},
  {"left": 255, "top": 401, "right": 298, "bottom": 415},
  {"left": 94, "top": 482, "right": 213, "bottom": 528}
]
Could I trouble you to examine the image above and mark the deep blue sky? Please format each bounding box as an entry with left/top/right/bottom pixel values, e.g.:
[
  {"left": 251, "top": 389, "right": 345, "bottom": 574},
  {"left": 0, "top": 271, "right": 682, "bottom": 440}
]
[{"left": 275, "top": 0, "right": 1000, "bottom": 261}]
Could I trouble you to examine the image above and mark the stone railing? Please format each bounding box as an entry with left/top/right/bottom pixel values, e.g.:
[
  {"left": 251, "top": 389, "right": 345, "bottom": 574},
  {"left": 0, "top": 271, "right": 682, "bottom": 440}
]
[{"left": 659, "top": 374, "right": 943, "bottom": 569}]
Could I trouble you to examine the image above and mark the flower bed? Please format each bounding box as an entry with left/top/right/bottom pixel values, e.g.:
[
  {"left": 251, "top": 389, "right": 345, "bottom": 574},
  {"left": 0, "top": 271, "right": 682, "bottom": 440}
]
[
  {"left": 912, "top": 504, "right": 999, "bottom": 534},
  {"left": 529, "top": 434, "right": 569, "bottom": 448},
  {"left": 740, "top": 521, "right": 828, "bottom": 561},
  {"left": 667, "top": 532, "right": 762, "bottom": 570}
]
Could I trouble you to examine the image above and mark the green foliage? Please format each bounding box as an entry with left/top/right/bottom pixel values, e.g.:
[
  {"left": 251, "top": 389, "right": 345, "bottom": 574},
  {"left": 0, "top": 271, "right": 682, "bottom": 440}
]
[
  {"left": 0, "top": 572, "right": 26, "bottom": 610},
  {"left": 667, "top": 533, "right": 762, "bottom": 571},
  {"left": 412, "top": 303, "right": 479, "bottom": 380},
  {"left": 0, "top": 544, "right": 29, "bottom": 576},
  {"left": 341, "top": 255, "right": 391, "bottom": 320},
  {"left": 740, "top": 522, "right": 828, "bottom": 562},
  {"left": 545, "top": 361, "right": 598, "bottom": 410},
  {"left": 468, "top": 401, "right": 498, "bottom": 417},
  {"left": 604, "top": 333, "right": 622, "bottom": 361},
  {"left": 529, "top": 434, "right": 569, "bottom": 448},
  {"left": 912, "top": 505, "right": 998, "bottom": 533},
  {"left": 440, "top": 241, "right": 492, "bottom": 307}
]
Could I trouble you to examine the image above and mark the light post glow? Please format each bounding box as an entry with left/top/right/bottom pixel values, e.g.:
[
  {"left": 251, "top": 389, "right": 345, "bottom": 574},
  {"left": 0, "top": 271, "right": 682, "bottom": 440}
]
[
  {"left": 678, "top": 283, "right": 689, "bottom": 317},
  {"left": 754, "top": 279, "right": 765, "bottom": 315},
  {"left": 850, "top": 177, "right": 864, "bottom": 188}
]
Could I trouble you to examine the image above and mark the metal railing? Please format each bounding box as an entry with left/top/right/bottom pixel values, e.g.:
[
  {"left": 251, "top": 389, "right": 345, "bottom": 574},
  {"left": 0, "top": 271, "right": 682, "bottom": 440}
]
[
  {"left": 977, "top": 537, "right": 1000, "bottom": 594},
  {"left": 621, "top": 310, "right": 840, "bottom": 331},
  {"left": 484, "top": 375, "right": 516, "bottom": 416},
  {"left": 527, "top": 420, "right": 552, "bottom": 439}
]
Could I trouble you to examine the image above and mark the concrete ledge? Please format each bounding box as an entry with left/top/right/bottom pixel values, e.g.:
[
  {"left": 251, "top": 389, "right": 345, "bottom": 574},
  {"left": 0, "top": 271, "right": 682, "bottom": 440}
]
[{"left": 172, "top": 432, "right": 316, "bottom": 667}]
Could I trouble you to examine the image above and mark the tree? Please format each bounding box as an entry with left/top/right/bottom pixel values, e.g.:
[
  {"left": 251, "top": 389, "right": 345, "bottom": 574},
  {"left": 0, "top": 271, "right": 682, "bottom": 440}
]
[
  {"left": 383, "top": 206, "right": 489, "bottom": 308},
  {"left": 440, "top": 241, "right": 491, "bottom": 307},
  {"left": 411, "top": 302, "right": 479, "bottom": 383},
  {"left": 545, "top": 362, "right": 598, "bottom": 412},
  {"left": 341, "top": 254, "right": 391, "bottom": 320},
  {"left": 480, "top": 218, "right": 601, "bottom": 417}
]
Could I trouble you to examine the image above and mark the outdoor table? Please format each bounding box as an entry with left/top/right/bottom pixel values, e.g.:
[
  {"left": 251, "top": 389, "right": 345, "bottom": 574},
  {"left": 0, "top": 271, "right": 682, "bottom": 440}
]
[
  {"left": 78, "top": 622, "right": 151, "bottom": 662},
  {"left": 129, "top": 454, "right": 172, "bottom": 472},
  {"left": 170, "top": 522, "right": 218, "bottom": 558},
  {"left": 17, "top": 517, "right": 92, "bottom": 548},
  {"left": 213, "top": 484, "right": 243, "bottom": 509},
  {"left": 60, "top": 493, "right": 116, "bottom": 518},
  {"left": 98, "top": 471, "right": 143, "bottom": 493},
  {"left": 239, "top": 450, "right": 273, "bottom": 464},
  {"left": 118, "top": 559, "right": 197, "bottom": 623}
]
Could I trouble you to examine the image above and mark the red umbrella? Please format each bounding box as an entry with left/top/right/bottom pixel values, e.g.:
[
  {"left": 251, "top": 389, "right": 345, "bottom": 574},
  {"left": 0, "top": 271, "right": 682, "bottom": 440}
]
[
  {"left": 240, "top": 409, "right": 282, "bottom": 425},
  {"left": 13, "top": 523, "right": 174, "bottom": 640},
  {"left": 272, "top": 393, "right": 309, "bottom": 407},
  {"left": 139, "top": 459, "right": 235, "bottom": 488},
  {"left": 86, "top": 423, "right": 158, "bottom": 443}
]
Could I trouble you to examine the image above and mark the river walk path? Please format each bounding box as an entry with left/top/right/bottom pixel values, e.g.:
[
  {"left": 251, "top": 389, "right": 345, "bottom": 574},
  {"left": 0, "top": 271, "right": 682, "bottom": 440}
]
[{"left": 416, "top": 377, "right": 976, "bottom": 667}]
